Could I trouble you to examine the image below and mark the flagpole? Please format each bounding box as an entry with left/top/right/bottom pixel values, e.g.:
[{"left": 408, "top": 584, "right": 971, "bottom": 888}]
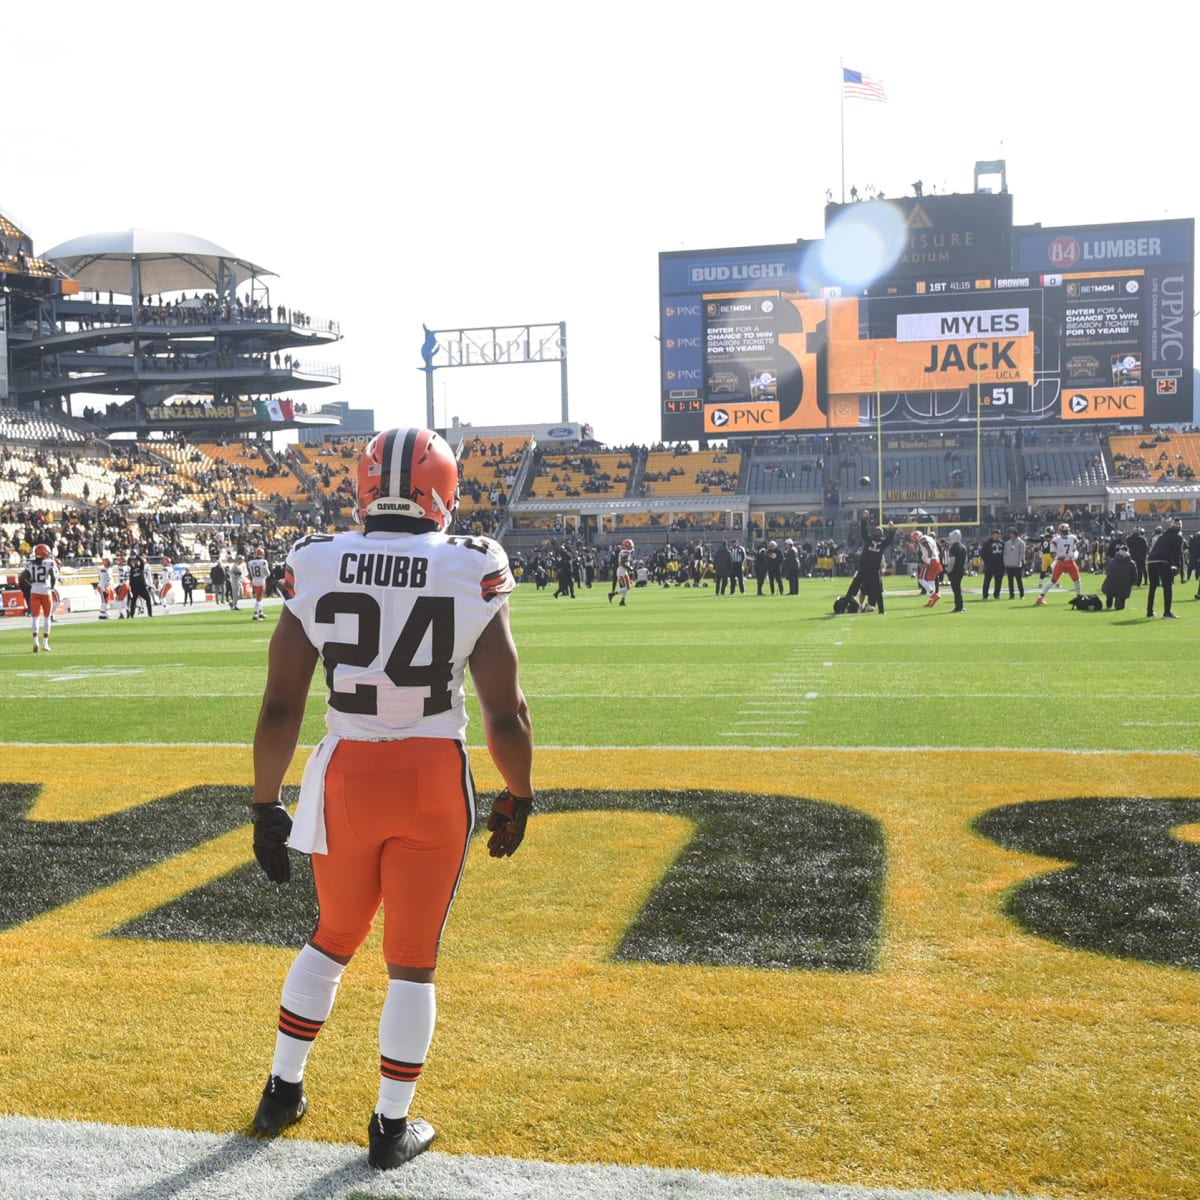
[
  {"left": 976, "top": 364, "right": 983, "bottom": 531},
  {"left": 839, "top": 59, "right": 846, "bottom": 203},
  {"left": 875, "top": 350, "right": 883, "bottom": 523}
]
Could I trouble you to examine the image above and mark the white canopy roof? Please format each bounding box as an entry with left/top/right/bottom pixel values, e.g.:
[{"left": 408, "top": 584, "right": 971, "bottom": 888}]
[{"left": 42, "top": 229, "right": 274, "bottom": 296}]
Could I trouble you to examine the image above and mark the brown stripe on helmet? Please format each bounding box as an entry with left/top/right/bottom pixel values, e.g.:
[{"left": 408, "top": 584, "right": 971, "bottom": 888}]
[{"left": 386, "top": 428, "right": 420, "bottom": 502}]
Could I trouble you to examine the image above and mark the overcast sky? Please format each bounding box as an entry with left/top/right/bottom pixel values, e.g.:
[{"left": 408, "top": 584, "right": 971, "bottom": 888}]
[{"left": 4, "top": 1, "right": 1196, "bottom": 445}]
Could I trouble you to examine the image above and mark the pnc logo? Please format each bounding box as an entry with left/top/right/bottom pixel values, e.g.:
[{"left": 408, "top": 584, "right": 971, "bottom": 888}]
[{"left": 1065, "top": 390, "right": 1143, "bottom": 419}]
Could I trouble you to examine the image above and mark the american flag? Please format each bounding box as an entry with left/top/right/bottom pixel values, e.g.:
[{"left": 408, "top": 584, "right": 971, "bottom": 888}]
[{"left": 843, "top": 67, "right": 887, "bottom": 102}]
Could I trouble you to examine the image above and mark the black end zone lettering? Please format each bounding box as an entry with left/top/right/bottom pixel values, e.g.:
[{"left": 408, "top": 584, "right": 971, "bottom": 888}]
[
  {"left": 549, "top": 789, "right": 885, "bottom": 972},
  {"left": 33, "top": 787, "right": 884, "bottom": 972},
  {"left": 974, "top": 797, "right": 1200, "bottom": 970}
]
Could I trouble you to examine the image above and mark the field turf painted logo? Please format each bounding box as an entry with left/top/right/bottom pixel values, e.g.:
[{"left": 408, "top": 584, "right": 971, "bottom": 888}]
[{"left": 1, "top": 746, "right": 1197, "bottom": 1200}]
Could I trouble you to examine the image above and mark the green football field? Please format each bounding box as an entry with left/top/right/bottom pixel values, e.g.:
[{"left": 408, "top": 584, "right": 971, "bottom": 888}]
[{"left": 0, "top": 576, "right": 1197, "bottom": 1200}]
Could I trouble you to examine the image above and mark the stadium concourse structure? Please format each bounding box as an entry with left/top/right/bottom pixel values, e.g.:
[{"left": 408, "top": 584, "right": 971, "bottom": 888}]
[{"left": 0, "top": 212, "right": 343, "bottom": 442}]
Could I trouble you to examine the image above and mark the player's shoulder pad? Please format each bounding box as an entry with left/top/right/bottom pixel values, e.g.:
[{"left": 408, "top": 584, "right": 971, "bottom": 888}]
[{"left": 289, "top": 532, "right": 337, "bottom": 556}]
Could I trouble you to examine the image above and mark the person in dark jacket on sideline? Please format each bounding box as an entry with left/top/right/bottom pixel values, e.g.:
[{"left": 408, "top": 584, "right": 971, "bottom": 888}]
[
  {"left": 945, "top": 529, "right": 968, "bottom": 612},
  {"left": 1101, "top": 544, "right": 1137, "bottom": 610},
  {"left": 1002, "top": 529, "right": 1027, "bottom": 599},
  {"left": 1146, "top": 519, "right": 1184, "bottom": 619},
  {"left": 979, "top": 529, "right": 1005, "bottom": 600},
  {"left": 1125, "top": 527, "right": 1149, "bottom": 587}
]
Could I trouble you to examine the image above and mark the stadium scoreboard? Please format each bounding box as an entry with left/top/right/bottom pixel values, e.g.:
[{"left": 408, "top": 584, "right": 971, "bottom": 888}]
[{"left": 659, "top": 197, "right": 1193, "bottom": 440}]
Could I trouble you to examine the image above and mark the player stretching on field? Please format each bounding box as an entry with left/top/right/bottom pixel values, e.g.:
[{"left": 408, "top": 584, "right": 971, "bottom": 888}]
[
  {"left": 910, "top": 528, "right": 942, "bottom": 607},
  {"left": 248, "top": 427, "right": 535, "bottom": 1171},
  {"left": 1035, "top": 523, "right": 1083, "bottom": 606}
]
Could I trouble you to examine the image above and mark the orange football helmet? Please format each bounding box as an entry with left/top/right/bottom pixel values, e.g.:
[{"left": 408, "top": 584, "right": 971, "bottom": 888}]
[
  {"left": 33, "top": 544, "right": 51, "bottom": 558},
  {"left": 356, "top": 427, "right": 459, "bottom": 529}
]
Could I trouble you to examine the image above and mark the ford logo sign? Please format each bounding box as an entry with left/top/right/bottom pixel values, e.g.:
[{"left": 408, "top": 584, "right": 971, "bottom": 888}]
[{"left": 546, "top": 426, "right": 574, "bottom": 438}]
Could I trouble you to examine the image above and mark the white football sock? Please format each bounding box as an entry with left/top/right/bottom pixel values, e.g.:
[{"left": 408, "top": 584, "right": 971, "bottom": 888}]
[
  {"left": 376, "top": 980, "right": 436, "bottom": 1119},
  {"left": 269, "top": 943, "right": 346, "bottom": 1083}
]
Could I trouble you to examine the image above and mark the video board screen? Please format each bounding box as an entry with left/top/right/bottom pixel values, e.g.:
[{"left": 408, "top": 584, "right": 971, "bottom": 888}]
[{"left": 659, "top": 212, "right": 1193, "bottom": 440}]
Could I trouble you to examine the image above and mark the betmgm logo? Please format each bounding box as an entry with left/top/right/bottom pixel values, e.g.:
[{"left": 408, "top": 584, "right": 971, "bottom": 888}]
[{"left": 1064, "top": 389, "right": 1143, "bottom": 420}]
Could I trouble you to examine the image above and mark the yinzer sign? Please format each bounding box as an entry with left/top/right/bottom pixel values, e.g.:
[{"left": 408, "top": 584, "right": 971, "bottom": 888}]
[{"left": 0, "top": 745, "right": 1197, "bottom": 1200}]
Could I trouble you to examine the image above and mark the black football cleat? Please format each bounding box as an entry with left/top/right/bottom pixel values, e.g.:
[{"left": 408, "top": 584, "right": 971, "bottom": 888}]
[
  {"left": 367, "top": 1113, "right": 435, "bottom": 1169},
  {"left": 253, "top": 1074, "right": 307, "bottom": 1136}
]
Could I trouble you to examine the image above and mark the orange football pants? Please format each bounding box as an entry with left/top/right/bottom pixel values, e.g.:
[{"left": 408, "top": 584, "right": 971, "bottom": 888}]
[{"left": 310, "top": 737, "right": 475, "bottom": 968}]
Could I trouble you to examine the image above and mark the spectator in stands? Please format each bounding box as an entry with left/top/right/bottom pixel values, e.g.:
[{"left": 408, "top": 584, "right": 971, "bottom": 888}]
[
  {"left": 1003, "top": 529, "right": 1027, "bottom": 599},
  {"left": 979, "top": 530, "right": 1005, "bottom": 600}
]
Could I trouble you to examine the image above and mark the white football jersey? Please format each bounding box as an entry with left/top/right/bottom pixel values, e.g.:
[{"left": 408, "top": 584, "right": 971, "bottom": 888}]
[
  {"left": 247, "top": 556, "right": 270, "bottom": 586},
  {"left": 1051, "top": 533, "right": 1078, "bottom": 560},
  {"left": 284, "top": 528, "right": 515, "bottom": 740},
  {"left": 26, "top": 557, "right": 58, "bottom": 595},
  {"left": 913, "top": 532, "right": 939, "bottom": 563}
]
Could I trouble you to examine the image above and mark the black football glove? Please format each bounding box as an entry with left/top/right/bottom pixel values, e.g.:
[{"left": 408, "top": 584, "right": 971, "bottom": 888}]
[
  {"left": 251, "top": 799, "right": 293, "bottom": 883},
  {"left": 486, "top": 789, "right": 533, "bottom": 858}
]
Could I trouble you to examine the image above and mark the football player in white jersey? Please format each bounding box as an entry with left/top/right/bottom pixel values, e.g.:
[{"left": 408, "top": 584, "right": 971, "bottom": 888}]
[
  {"left": 909, "top": 528, "right": 943, "bottom": 606},
  {"left": 246, "top": 546, "right": 270, "bottom": 620},
  {"left": 96, "top": 557, "right": 116, "bottom": 620},
  {"left": 157, "top": 556, "right": 176, "bottom": 612},
  {"left": 115, "top": 556, "right": 131, "bottom": 618},
  {"left": 247, "top": 427, "right": 535, "bottom": 1170},
  {"left": 611, "top": 538, "right": 634, "bottom": 606},
  {"left": 25, "top": 544, "right": 58, "bottom": 652},
  {"left": 1035, "top": 523, "right": 1083, "bottom": 606}
]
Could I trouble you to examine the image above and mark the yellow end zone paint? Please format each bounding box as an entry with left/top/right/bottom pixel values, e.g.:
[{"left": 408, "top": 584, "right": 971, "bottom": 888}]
[{"left": 0, "top": 746, "right": 1197, "bottom": 1200}]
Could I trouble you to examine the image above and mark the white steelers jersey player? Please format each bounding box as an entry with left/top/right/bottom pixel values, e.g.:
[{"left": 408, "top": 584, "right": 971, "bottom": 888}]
[
  {"left": 247, "top": 547, "right": 271, "bottom": 620},
  {"left": 1035, "top": 523, "right": 1082, "bottom": 605}
]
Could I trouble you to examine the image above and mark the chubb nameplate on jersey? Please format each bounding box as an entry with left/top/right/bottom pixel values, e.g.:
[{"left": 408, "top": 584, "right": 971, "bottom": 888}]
[{"left": 337, "top": 553, "right": 429, "bottom": 588}]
